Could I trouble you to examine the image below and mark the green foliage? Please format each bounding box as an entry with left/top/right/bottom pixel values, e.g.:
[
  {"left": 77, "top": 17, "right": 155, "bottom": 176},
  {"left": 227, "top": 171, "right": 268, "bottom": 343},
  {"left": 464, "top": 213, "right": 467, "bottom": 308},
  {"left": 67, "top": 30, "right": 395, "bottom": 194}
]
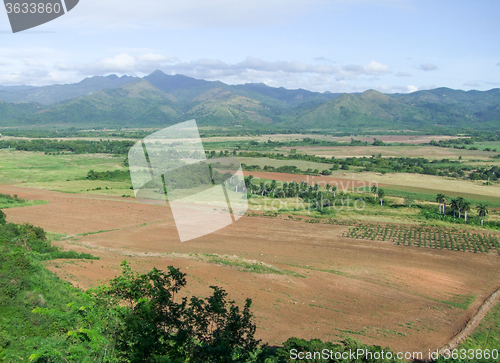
[
  {"left": 265, "top": 336, "right": 403, "bottom": 362},
  {"left": 86, "top": 169, "right": 131, "bottom": 182},
  {"left": 91, "top": 261, "right": 261, "bottom": 363},
  {"left": 404, "top": 197, "right": 415, "bottom": 207},
  {"left": 347, "top": 223, "right": 500, "bottom": 255},
  {"left": 0, "top": 139, "right": 135, "bottom": 155},
  {"left": 0, "top": 222, "right": 107, "bottom": 362},
  {"left": 232, "top": 150, "right": 486, "bottom": 181},
  {"left": 0, "top": 194, "right": 47, "bottom": 210}
]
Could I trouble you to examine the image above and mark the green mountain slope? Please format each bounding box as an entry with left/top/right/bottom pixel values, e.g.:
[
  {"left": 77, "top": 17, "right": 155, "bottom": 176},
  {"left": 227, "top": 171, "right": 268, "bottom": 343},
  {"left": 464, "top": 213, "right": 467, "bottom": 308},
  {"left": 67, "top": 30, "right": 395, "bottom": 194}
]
[
  {"left": 0, "top": 100, "right": 44, "bottom": 125},
  {"left": 393, "top": 87, "right": 500, "bottom": 118},
  {"left": 296, "top": 89, "right": 498, "bottom": 131},
  {"left": 0, "top": 71, "right": 498, "bottom": 131},
  {"left": 296, "top": 90, "right": 428, "bottom": 130},
  {"left": 22, "top": 80, "right": 182, "bottom": 127},
  {"left": 186, "top": 88, "right": 277, "bottom": 126},
  {"left": 0, "top": 75, "right": 138, "bottom": 105},
  {"left": 233, "top": 82, "right": 341, "bottom": 106}
]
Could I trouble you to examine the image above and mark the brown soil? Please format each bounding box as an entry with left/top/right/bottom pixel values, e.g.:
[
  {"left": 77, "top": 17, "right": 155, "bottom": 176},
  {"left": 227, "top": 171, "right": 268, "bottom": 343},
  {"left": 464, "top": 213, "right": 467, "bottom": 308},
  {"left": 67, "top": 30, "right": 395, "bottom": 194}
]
[{"left": 2, "top": 184, "right": 500, "bottom": 356}]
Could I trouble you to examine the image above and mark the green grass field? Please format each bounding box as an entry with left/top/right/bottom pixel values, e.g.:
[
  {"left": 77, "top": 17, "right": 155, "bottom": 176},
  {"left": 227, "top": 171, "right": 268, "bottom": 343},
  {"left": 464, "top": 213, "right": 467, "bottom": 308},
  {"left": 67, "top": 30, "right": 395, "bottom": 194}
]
[
  {"left": 471, "top": 141, "right": 500, "bottom": 152},
  {"left": 0, "top": 149, "right": 133, "bottom": 196},
  {"left": 0, "top": 194, "right": 47, "bottom": 209},
  {"left": 381, "top": 186, "right": 500, "bottom": 208},
  {"left": 0, "top": 149, "right": 126, "bottom": 184}
]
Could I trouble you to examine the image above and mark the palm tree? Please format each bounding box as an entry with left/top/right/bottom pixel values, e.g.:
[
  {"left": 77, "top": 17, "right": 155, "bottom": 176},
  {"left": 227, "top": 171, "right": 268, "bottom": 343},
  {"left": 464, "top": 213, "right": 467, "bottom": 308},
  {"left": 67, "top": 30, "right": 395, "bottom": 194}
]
[
  {"left": 456, "top": 197, "right": 466, "bottom": 218},
  {"left": 450, "top": 197, "right": 465, "bottom": 218},
  {"left": 462, "top": 201, "right": 471, "bottom": 222},
  {"left": 377, "top": 189, "right": 385, "bottom": 206},
  {"left": 436, "top": 193, "right": 446, "bottom": 214},
  {"left": 245, "top": 175, "right": 254, "bottom": 192},
  {"left": 450, "top": 198, "right": 459, "bottom": 218},
  {"left": 270, "top": 180, "right": 277, "bottom": 196},
  {"left": 476, "top": 204, "right": 489, "bottom": 226}
]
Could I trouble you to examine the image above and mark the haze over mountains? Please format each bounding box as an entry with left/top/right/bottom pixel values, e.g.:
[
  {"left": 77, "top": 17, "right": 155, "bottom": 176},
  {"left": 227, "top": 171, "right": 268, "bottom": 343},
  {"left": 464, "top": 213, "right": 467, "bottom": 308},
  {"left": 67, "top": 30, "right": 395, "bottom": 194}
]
[{"left": 0, "top": 70, "right": 499, "bottom": 132}]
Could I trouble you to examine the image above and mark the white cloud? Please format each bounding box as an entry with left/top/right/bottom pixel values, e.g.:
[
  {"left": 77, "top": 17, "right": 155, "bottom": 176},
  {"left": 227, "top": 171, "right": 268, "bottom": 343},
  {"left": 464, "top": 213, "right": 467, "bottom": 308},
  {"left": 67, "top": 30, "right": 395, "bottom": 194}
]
[
  {"left": 419, "top": 63, "right": 438, "bottom": 71},
  {"left": 341, "top": 61, "right": 390, "bottom": 78},
  {"left": 36, "top": 53, "right": 396, "bottom": 93},
  {"left": 91, "top": 53, "right": 137, "bottom": 73},
  {"left": 0, "top": 50, "right": 426, "bottom": 94},
  {"left": 364, "top": 61, "right": 390, "bottom": 75},
  {"left": 0, "top": 47, "right": 73, "bottom": 85},
  {"left": 69, "top": 54, "right": 344, "bottom": 79},
  {"left": 463, "top": 81, "right": 480, "bottom": 87},
  {"left": 395, "top": 71, "right": 411, "bottom": 77},
  {"left": 407, "top": 85, "right": 418, "bottom": 93}
]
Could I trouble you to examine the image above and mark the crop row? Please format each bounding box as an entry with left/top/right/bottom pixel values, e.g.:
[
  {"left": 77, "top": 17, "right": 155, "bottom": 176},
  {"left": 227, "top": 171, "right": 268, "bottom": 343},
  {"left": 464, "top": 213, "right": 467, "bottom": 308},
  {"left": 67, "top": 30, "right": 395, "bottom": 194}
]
[{"left": 344, "top": 224, "right": 500, "bottom": 255}]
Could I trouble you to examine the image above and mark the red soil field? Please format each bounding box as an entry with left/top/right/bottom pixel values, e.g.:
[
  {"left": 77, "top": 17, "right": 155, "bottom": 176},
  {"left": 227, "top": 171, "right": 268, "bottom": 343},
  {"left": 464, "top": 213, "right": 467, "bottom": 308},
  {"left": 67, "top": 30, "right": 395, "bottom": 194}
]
[{"left": 2, "top": 185, "right": 500, "bottom": 355}]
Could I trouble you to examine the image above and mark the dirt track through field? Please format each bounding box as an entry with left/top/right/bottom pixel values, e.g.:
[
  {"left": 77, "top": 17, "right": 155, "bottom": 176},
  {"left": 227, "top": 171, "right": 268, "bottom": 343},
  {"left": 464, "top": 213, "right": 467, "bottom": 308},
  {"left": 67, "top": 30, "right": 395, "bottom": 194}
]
[
  {"left": 436, "top": 287, "right": 500, "bottom": 358},
  {"left": 2, "top": 184, "right": 500, "bottom": 355}
]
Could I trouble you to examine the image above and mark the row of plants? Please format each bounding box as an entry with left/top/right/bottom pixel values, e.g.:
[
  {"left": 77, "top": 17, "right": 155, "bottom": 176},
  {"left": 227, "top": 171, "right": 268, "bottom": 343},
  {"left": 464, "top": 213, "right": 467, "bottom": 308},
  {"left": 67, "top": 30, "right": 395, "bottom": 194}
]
[{"left": 344, "top": 223, "right": 500, "bottom": 255}]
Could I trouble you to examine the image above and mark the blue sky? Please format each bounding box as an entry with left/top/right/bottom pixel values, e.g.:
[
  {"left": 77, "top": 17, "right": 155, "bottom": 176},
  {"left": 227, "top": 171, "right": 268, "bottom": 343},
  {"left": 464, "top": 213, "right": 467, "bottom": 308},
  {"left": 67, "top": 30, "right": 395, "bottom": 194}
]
[{"left": 0, "top": 0, "right": 499, "bottom": 93}]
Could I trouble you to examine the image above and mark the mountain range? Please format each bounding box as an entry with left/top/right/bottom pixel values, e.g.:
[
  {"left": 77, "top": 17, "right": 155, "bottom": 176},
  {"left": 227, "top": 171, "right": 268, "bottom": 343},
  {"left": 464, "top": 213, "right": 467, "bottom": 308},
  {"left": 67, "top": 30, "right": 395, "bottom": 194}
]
[{"left": 0, "top": 70, "right": 498, "bottom": 132}]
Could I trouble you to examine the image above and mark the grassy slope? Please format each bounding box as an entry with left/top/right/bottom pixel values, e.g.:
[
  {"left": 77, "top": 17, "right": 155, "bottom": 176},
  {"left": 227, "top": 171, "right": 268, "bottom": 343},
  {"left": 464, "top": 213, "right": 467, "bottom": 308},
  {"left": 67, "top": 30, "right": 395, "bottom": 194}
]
[
  {"left": 0, "top": 222, "right": 101, "bottom": 361},
  {"left": 0, "top": 195, "right": 47, "bottom": 209},
  {"left": 458, "top": 301, "right": 500, "bottom": 351}
]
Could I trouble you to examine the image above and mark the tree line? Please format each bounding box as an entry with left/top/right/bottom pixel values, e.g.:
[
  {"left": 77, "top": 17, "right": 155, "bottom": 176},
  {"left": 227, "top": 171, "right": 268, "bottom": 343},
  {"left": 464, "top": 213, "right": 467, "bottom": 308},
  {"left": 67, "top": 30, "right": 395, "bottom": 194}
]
[{"left": 0, "top": 139, "right": 135, "bottom": 155}]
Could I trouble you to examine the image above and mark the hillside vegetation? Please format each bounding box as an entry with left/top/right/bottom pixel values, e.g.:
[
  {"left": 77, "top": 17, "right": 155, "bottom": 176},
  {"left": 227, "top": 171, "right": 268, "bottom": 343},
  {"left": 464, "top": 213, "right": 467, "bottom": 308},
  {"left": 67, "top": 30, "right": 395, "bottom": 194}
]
[{"left": 0, "top": 71, "right": 498, "bottom": 132}]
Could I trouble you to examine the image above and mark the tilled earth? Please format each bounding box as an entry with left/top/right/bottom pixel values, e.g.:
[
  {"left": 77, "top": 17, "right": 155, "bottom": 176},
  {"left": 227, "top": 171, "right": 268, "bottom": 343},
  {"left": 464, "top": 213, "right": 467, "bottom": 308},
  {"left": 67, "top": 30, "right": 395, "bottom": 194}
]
[{"left": 2, "top": 185, "right": 500, "bottom": 355}]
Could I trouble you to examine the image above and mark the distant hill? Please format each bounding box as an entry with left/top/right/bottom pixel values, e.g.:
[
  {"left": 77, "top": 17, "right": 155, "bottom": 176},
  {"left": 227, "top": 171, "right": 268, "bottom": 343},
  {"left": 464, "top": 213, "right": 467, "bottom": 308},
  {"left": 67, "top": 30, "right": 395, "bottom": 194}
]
[
  {"left": 294, "top": 89, "right": 492, "bottom": 131},
  {"left": 0, "top": 100, "right": 43, "bottom": 122},
  {"left": 392, "top": 87, "right": 500, "bottom": 126},
  {"left": 15, "top": 80, "right": 182, "bottom": 127},
  {"left": 0, "top": 71, "right": 498, "bottom": 131},
  {"left": 0, "top": 75, "right": 138, "bottom": 105}
]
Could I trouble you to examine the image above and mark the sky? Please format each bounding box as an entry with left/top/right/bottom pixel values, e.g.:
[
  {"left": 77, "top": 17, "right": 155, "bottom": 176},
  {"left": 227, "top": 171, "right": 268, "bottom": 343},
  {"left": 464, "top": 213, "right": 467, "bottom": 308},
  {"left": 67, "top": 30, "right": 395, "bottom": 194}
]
[{"left": 0, "top": 0, "right": 499, "bottom": 93}]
